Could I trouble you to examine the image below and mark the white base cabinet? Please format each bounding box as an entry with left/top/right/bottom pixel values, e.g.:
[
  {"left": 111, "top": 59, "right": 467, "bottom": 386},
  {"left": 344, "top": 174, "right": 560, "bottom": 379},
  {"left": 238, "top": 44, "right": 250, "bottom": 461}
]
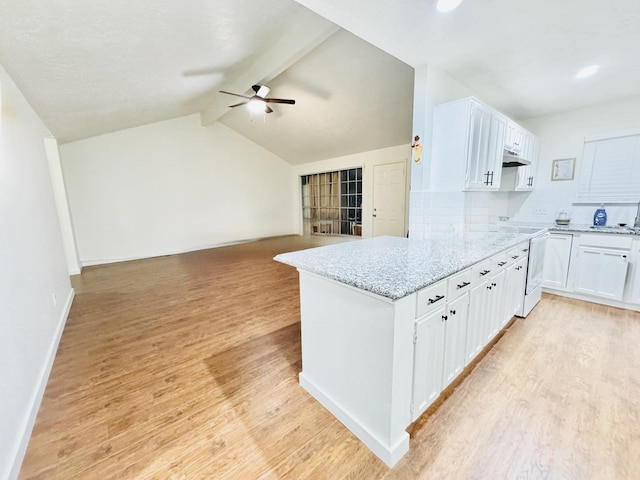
[
  {"left": 543, "top": 231, "right": 640, "bottom": 311},
  {"left": 412, "top": 304, "right": 446, "bottom": 420},
  {"left": 572, "top": 235, "right": 631, "bottom": 301},
  {"left": 627, "top": 239, "right": 640, "bottom": 305},
  {"left": 294, "top": 241, "right": 530, "bottom": 468},
  {"left": 441, "top": 292, "right": 470, "bottom": 389}
]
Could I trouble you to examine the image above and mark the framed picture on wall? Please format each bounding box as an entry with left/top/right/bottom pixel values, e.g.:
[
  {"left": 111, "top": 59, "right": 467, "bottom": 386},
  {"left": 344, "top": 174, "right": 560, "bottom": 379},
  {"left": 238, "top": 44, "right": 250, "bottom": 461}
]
[{"left": 551, "top": 158, "right": 576, "bottom": 181}]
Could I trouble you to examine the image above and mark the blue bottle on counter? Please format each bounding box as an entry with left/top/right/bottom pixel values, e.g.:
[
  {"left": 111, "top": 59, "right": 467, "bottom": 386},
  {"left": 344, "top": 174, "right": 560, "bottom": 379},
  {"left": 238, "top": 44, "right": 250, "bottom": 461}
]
[{"left": 593, "top": 204, "right": 607, "bottom": 226}]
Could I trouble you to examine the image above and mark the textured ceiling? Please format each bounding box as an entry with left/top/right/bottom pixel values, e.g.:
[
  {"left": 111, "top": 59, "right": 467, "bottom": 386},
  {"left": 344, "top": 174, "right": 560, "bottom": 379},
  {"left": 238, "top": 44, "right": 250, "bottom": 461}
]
[
  {"left": 218, "top": 30, "right": 414, "bottom": 164},
  {"left": 2, "top": 0, "right": 640, "bottom": 164},
  {"left": 0, "top": 0, "right": 413, "bottom": 162}
]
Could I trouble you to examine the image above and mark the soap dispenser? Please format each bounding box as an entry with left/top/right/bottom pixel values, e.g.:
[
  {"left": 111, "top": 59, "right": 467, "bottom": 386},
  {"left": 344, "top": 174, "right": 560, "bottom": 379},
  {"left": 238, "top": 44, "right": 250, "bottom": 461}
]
[{"left": 593, "top": 203, "right": 607, "bottom": 226}]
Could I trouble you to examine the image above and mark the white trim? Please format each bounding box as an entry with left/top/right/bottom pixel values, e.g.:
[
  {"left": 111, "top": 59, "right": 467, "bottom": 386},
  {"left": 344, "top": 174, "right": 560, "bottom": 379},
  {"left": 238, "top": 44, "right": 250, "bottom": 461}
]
[
  {"left": 80, "top": 235, "right": 295, "bottom": 267},
  {"left": 584, "top": 127, "right": 640, "bottom": 143},
  {"left": 7, "top": 288, "right": 75, "bottom": 480},
  {"left": 299, "top": 373, "right": 409, "bottom": 467}
]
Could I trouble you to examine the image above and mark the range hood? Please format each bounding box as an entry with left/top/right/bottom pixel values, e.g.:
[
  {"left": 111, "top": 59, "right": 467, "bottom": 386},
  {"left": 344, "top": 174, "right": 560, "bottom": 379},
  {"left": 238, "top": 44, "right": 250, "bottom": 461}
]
[{"left": 502, "top": 149, "right": 531, "bottom": 167}]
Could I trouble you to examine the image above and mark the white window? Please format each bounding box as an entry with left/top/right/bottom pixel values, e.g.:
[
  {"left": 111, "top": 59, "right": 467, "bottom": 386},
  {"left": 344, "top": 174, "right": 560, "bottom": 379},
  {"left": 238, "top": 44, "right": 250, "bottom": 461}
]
[{"left": 578, "top": 129, "right": 640, "bottom": 202}]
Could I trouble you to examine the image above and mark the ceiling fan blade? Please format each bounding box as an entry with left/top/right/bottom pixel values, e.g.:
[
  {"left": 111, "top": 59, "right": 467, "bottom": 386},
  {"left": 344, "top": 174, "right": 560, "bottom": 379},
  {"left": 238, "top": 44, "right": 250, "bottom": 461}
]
[
  {"left": 253, "top": 84, "right": 271, "bottom": 98},
  {"left": 264, "top": 98, "right": 296, "bottom": 105},
  {"left": 265, "top": 105, "right": 274, "bottom": 114},
  {"left": 219, "top": 90, "right": 252, "bottom": 100},
  {"left": 228, "top": 101, "right": 249, "bottom": 108}
]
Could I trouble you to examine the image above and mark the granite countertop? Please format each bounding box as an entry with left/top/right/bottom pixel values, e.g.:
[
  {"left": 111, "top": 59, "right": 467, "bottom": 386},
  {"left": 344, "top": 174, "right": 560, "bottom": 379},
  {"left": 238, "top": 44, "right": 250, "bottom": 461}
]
[
  {"left": 274, "top": 232, "right": 534, "bottom": 301},
  {"left": 549, "top": 224, "right": 640, "bottom": 235}
]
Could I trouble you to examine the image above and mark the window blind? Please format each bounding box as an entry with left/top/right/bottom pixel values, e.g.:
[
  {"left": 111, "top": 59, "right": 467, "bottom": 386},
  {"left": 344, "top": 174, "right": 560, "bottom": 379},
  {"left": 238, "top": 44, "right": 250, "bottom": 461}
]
[{"left": 578, "top": 131, "right": 640, "bottom": 202}]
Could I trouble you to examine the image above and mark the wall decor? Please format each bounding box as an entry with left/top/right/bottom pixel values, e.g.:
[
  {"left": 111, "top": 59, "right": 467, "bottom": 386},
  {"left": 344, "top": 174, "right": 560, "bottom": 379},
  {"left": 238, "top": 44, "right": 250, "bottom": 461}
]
[{"left": 551, "top": 158, "right": 575, "bottom": 181}]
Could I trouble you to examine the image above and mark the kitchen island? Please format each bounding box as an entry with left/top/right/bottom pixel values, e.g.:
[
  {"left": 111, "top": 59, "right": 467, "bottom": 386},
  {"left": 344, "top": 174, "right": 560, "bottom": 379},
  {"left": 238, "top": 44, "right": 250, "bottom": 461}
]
[{"left": 275, "top": 232, "right": 536, "bottom": 466}]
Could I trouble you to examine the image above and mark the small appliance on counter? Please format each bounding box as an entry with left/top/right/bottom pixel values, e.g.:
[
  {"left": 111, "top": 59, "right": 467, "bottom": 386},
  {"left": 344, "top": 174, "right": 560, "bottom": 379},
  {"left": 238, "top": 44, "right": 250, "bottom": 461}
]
[
  {"left": 555, "top": 210, "right": 571, "bottom": 226},
  {"left": 593, "top": 204, "right": 607, "bottom": 226}
]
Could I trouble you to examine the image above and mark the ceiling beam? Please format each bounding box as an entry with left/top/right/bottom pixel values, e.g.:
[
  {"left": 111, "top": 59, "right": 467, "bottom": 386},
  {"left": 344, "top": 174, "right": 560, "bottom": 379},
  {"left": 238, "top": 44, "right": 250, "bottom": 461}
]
[{"left": 199, "top": 12, "right": 340, "bottom": 126}]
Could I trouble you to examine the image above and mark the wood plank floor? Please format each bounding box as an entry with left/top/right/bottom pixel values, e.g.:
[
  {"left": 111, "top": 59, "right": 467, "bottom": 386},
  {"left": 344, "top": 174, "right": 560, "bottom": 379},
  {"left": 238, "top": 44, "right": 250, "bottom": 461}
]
[{"left": 19, "top": 235, "right": 640, "bottom": 479}]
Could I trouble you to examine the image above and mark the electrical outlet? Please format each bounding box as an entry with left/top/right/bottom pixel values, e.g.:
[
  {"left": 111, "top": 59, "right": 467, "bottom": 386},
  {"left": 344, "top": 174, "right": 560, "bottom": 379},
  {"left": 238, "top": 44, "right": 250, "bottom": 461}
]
[
  {"left": 52, "top": 293, "right": 57, "bottom": 306},
  {"left": 533, "top": 208, "right": 547, "bottom": 215}
]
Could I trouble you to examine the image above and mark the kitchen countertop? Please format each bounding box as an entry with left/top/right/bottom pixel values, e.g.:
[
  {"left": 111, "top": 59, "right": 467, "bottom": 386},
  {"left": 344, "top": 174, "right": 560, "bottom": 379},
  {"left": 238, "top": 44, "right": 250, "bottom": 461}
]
[
  {"left": 549, "top": 224, "right": 640, "bottom": 235},
  {"left": 274, "top": 232, "right": 534, "bottom": 301}
]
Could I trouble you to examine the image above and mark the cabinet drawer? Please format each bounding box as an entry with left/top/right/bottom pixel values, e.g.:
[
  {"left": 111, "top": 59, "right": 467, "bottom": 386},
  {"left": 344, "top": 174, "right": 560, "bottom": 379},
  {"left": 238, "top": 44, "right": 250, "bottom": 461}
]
[
  {"left": 491, "top": 252, "right": 508, "bottom": 271},
  {"left": 447, "top": 268, "right": 472, "bottom": 301},
  {"left": 416, "top": 279, "right": 448, "bottom": 318},
  {"left": 472, "top": 259, "right": 492, "bottom": 284},
  {"left": 578, "top": 234, "right": 633, "bottom": 249},
  {"left": 506, "top": 244, "right": 527, "bottom": 266}
]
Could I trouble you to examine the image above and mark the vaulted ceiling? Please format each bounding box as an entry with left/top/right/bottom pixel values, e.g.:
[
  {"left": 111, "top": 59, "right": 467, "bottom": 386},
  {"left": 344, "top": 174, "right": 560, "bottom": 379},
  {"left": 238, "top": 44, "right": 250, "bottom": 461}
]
[{"left": 1, "top": 0, "right": 640, "bottom": 164}]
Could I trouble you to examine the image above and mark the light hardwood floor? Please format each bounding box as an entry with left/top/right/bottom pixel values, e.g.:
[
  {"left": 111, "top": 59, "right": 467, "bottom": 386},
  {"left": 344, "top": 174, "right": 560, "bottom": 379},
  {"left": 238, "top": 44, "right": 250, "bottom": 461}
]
[{"left": 20, "top": 235, "right": 640, "bottom": 479}]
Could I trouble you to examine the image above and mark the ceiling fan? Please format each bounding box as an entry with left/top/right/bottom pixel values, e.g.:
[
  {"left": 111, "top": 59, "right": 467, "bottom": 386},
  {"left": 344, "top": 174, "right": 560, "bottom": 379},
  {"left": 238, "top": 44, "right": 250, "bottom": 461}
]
[{"left": 219, "top": 84, "right": 296, "bottom": 114}]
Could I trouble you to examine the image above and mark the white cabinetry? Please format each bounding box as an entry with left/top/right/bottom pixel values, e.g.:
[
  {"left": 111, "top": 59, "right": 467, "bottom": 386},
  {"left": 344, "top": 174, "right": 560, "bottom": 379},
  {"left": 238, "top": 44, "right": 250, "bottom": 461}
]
[
  {"left": 412, "top": 269, "right": 472, "bottom": 420},
  {"left": 573, "top": 235, "right": 631, "bottom": 301},
  {"left": 486, "top": 269, "right": 506, "bottom": 341},
  {"left": 412, "top": 302, "right": 446, "bottom": 420},
  {"left": 465, "top": 260, "right": 492, "bottom": 364},
  {"left": 515, "top": 134, "right": 538, "bottom": 191},
  {"left": 505, "top": 120, "right": 524, "bottom": 153},
  {"left": 507, "top": 244, "right": 529, "bottom": 317},
  {"left": 542, "top": 233, "right": 573, "bottom": 289},
  {"left": 442, "top": 292, "right": 470, "bottom": 389},
  {"left": 431, "top": 97, "right": 506, "bottom": 191},
  {"left": 627, "top": 239, "right": 640, "bottom": 305}
]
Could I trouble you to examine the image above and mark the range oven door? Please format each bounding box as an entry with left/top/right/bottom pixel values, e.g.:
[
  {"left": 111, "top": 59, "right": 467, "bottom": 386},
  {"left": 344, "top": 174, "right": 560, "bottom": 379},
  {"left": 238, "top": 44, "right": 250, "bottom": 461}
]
[{"left": 526, "top": 233, "right": 549, "bottom": 295}]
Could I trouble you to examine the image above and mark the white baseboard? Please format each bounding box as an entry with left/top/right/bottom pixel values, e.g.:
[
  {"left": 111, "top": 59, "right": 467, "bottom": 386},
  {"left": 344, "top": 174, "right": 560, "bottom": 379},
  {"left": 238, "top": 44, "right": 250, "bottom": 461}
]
[
  {"left": 80, "top": 233, "right": 298, "bottom": 267},
  {"left": 7, "top": 288, "right": 75, "bottom": 480},
  {"left": 299, "top": 373, "right": 409, "bottom": 468}
]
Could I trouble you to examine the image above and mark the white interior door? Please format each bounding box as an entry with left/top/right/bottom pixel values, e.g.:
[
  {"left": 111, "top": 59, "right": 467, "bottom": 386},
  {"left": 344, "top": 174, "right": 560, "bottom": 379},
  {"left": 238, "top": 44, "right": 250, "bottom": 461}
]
[{"left": 372, "top": 162, "right": 406, "bottom": 237}]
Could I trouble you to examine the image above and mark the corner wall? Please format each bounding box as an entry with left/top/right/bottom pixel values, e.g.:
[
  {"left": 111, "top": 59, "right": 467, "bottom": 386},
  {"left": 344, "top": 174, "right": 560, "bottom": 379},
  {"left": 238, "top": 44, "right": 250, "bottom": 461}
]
[
  {"left": 0, "top": 65, "right": 74, "bottom": 479},
  {"left": 60, "top": 115, "right": 297, "bottom": 265}
]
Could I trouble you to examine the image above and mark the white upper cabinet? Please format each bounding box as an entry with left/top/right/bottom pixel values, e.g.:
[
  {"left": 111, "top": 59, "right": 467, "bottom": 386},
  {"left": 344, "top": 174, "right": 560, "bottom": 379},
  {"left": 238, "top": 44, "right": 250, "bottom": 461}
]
[
  {"left": 515, "top": 133, "right": 539, "bottom": 191},
  {"left": 431, "top": 97, "right": 506, "bottom": 192},
  {"left": 505, "top": 120, "right": 524, "bottom": 153}
]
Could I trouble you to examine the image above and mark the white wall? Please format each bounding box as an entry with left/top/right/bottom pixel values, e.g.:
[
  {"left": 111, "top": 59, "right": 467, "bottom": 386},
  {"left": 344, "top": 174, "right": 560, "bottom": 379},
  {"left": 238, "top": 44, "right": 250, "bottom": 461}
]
[
  {"left": 44, "top": 137, "right": 81, "bottom": 274},
  {"left": 291, "top": 144, "right": 411, "bottom": 238},
  {"left": 60, "top": 115, "right": 296, "bottom": 265},
  {"left": 512, "top": 96, "right": 640, "bottom": 226},
  {"left": 0, "top": 65, "right": 74, "bottom": 479}
]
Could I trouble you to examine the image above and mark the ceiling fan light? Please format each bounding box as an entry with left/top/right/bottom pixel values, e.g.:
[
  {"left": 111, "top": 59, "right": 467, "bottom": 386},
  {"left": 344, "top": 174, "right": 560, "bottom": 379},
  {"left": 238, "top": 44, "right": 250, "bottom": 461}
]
[
  {"left": 248, "top": 98, "right": 267, "bottom": 113},
  {"left": 575, "top": 65, "right": 600, "bottom": 79},
  {"left": 437, "top": 0, "right": 462, "bottom": 12}
]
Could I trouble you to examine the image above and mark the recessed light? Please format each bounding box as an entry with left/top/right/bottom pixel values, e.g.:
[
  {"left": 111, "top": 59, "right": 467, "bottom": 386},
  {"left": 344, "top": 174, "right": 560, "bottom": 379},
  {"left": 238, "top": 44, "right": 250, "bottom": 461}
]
[
  {"left": 575, "top": 65, "right": 600, "bottom": 79},
  {"left": 437, "top": 0, "right": 462, "bottom": 12}
]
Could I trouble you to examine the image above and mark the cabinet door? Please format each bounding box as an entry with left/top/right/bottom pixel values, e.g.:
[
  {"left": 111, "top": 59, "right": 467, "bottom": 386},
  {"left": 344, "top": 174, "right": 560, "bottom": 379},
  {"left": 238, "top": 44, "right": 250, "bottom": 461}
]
[
  {"left": 466, "top": 280, "right": 489, "bottom": 365},
  {"left": 512, "top": 257, "right": 528, "bottom": 315},
  {"left": 486, "top": 269, "right": 506, "bottom": 341},
  {"left": 516, "top": 135, "right": 538, "bottom": 191},
  {"left": 442, "top": 293, "right": 470, "bottom": 389},
  {"left": 627, "top": 240, "right": 640, "bottom": 305},
  {"left": 411, "top": 306, "right": 446, "bottom": 421},
  {"left": 573, "top": 246, "right": 629, "bottom": 300},
  {"left": 465, "top": 102, "right": 494, "bottom": 190},
  {"left": 542, "top": 234, "right": 573, "bottom": 289},
  {"left": 485, "top": 113, "right": 506, "bottom": 191},
  {"left": 505, "top": 120, "right": 524, "bottom": 153},
  {"left": 503, "top": 263, "right": 518, "bottom": 327}
]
